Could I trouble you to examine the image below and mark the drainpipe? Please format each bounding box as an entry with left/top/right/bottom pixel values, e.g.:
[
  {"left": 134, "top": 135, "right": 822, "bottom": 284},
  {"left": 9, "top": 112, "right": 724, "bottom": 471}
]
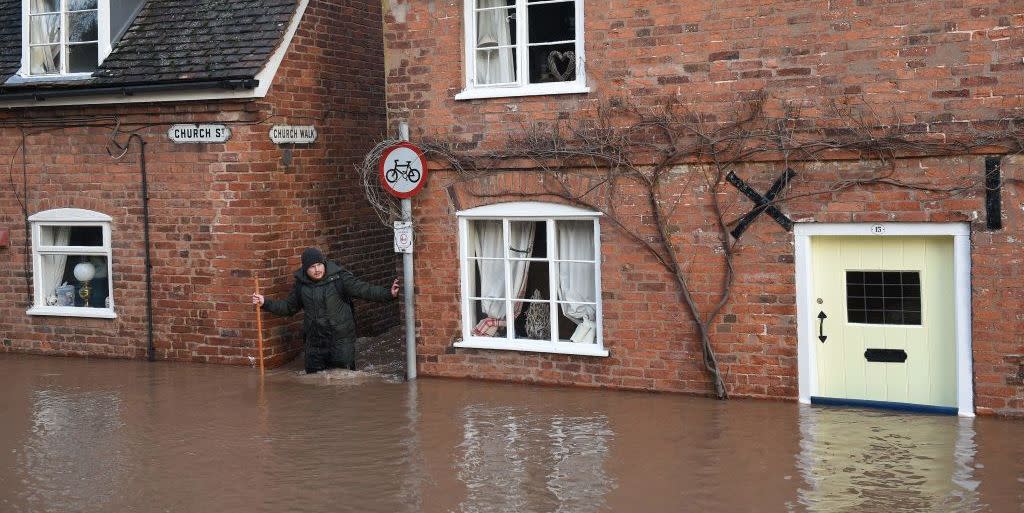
[{"left": 129, "top": 134, "right": 156, "bottom": 361}]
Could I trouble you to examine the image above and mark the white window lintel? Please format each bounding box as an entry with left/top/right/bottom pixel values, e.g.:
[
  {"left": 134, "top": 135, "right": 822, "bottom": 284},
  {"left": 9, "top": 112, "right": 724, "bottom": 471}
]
[
  {"left": 458, "top": 201, "right": 602, "bottom": 218},
  {"left": 29, "top": 208, "right": 112, "bottom": 223}
]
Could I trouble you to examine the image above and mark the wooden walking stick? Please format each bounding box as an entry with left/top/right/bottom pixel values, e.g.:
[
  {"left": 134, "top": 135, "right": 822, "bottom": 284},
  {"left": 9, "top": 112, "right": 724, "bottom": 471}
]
[{"left": 254, "top": 275, "right": 265, "bottom": 375}]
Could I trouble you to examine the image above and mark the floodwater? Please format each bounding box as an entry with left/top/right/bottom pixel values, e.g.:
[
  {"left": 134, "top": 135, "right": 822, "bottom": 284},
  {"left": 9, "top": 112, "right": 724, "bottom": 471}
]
[{"left": 1, "top": 354, "right": 1021, "bottom": 513}]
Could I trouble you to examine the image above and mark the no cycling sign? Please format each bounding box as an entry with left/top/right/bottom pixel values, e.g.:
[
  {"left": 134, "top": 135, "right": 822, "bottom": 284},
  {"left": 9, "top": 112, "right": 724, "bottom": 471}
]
[{"left": 379, "top": 142, "right": 428, "bottom": 199}]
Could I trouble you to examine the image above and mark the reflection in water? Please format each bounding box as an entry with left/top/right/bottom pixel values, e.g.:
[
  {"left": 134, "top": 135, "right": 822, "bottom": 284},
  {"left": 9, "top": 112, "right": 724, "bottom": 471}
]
[
  {"left": 457, "top": 405, "right": 612, "bottom": 513},
  {"left": 1, "top": 355, "right": 1022, "bottom": 513},
  {"left": 19, "top": 390, "right": 125, "bottom": 513},
  {"left": 795, "top": 407, "right": 982, "bottom": 513},
  {"left": 546, "top": 416, "right": 614, "bottom": 513}
]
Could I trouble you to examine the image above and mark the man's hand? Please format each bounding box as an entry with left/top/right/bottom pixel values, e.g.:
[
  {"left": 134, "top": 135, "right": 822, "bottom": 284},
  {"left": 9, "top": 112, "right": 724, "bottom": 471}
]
[
  {"left": 252, "top": 293, "right": 265, "bottom": 306},
  {"left": 391, "top": 278, "right": 400, "bottom": 298}
]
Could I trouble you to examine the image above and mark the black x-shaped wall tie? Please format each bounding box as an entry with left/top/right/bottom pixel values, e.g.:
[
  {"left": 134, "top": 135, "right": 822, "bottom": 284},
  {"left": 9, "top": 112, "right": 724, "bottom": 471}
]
[{"left": 726, "top": 168, "right": 797, "bottom": 239}]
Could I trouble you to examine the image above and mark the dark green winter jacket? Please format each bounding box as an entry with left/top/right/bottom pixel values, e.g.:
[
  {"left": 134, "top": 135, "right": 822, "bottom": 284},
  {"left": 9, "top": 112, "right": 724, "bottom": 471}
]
[{"left": 261, "top": 261, "right": 393, "bottom": 348}]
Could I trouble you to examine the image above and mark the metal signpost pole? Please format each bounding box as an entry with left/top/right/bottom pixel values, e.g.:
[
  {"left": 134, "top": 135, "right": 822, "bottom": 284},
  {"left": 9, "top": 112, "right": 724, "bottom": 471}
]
[{"left": 399, "top": 122, "right": 417, "bottom": 380}]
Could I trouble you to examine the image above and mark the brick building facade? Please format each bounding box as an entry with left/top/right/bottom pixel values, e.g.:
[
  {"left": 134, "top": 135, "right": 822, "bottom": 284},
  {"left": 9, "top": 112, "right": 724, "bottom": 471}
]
[
  {"left": 0, "top": 0, "right": 398, "bottom": 367},
  {"left": 383, "top": 0, "right": 1024, "bottom": 415}
]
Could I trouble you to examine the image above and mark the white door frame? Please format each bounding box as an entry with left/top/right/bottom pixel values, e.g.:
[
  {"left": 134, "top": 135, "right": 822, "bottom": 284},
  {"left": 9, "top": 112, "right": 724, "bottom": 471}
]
[{"left": 794, "top": 223, "right": 974, "bottom": 416}]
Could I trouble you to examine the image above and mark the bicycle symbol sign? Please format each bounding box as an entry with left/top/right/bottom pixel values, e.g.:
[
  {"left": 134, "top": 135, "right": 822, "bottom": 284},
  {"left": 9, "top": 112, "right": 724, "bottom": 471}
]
[{"left": 379, "top": 142, "right": 429, "bottom": 199}]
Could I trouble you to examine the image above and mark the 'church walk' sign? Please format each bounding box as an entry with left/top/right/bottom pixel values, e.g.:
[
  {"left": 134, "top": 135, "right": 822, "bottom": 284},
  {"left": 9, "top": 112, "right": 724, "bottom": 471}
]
[{"left": 270, "top": 125, "right": 318, "bottom": 144}]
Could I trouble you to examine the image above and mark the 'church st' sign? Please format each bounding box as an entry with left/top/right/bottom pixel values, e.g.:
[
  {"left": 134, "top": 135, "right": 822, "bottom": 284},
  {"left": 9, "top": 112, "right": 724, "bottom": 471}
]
[{"left": 167, "top": 124, "right": 232, "bottom": 143}]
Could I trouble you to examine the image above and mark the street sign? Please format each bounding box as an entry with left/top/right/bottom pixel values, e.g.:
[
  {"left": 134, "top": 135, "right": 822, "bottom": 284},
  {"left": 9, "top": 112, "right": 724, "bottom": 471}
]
[
  {"left": 270, "top": 125, "right": 318, "bottom": 144},
  {"left": 394, "top": 221, "right": 413, "bottom": 253},
  {"left": 167, "top": 124, "right": 231, "bottom": 143},
  {"left": 379, "top": 142, "right": 428, "bottom": 199}
]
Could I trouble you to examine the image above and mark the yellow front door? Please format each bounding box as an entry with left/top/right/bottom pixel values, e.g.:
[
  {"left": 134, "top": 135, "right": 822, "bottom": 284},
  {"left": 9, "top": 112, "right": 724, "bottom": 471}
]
[{"left": 810, "top": 236, "right": 956, "bottom": 409}]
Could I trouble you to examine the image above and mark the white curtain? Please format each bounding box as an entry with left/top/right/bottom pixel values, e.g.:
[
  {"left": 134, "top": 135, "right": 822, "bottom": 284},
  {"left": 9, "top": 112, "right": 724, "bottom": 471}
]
[
  {"left": 40, "top": 227, "right": 71, "bottom": 301},
  {"left": 29, "top": 1, "right": 60, "bottom": 74},
  {"left": 474, "top": 220, "right": 535, "bottom": 320},
  {"left": 475, "top": 0, "right": 514, "bottom": 85},
  {"left": 557, "top": 221, "right": 596, "bottom": 324}
]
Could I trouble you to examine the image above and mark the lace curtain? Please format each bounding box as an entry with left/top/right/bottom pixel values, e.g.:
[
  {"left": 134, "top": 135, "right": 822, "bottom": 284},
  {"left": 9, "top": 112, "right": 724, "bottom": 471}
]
[
  {"left": 474, "top": 220, "right": 535, "bottom": 320},
  {"left": 40, "top": 227, "right": 72, "bottom": 301},
  {"left": 557, "top": 221, "right": 596, "bottom": 324},
  {"left": 475, "top": 0, "right": 515, "bottom": 85},
  {"left": 29, "top": 0, "right": 61, "bottom": 74}
]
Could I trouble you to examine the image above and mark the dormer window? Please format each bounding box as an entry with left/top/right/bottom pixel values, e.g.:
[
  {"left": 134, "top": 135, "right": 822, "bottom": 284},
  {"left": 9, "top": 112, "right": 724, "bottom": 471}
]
[{"left": 23, "top": 0, "right": 111, "bottom": 76}]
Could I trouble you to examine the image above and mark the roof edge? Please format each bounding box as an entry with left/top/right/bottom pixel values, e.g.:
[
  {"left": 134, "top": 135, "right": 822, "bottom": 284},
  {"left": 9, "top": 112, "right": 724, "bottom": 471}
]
[{"left": 0, "top": 79, "right": 259, "bottom": 102}]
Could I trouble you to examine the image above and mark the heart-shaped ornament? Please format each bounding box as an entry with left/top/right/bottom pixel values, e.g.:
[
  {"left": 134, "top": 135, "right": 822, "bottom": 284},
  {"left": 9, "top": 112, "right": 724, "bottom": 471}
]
[{"left": 547, "top": 50, "right": 576, "bottom": 81}]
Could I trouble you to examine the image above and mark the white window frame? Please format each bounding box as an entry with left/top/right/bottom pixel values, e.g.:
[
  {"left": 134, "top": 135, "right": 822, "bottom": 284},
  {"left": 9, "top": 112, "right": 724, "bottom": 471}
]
[
  {"left": 20, "top": 0, "right": 112, "bottom": 78},
  {"left": 27, "top": 208, "right": 116, "bottom": 319},
  {"left": 455, "top": 202, "right": 607, "bottom": 357},
  {"left": 455, "top": 0, "right": 589, "bottom": 100}
]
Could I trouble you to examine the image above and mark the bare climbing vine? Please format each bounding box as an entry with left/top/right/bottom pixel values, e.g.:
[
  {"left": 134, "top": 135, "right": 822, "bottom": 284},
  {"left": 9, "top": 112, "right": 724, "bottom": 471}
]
[{"left": 357, "top": 92, "right": 1024, "bottom": 399}]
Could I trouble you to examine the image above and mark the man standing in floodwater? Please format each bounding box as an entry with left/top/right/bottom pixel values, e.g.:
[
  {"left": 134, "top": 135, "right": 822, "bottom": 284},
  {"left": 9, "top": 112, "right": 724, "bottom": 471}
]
[{"left": 252, "top": 247, "right": 400, "bottom": 374}]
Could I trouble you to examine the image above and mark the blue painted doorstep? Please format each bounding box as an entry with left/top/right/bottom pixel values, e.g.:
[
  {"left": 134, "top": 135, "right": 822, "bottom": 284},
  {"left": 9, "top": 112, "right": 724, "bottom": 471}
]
[{"left": 811, "top": 396, "right": 958, "bottom": 415}]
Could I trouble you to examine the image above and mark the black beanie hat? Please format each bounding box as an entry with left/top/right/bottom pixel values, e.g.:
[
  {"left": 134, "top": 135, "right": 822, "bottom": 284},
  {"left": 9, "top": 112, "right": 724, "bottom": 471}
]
[{"left": 301, "top": 247, "right": 325, "bottom": 273}]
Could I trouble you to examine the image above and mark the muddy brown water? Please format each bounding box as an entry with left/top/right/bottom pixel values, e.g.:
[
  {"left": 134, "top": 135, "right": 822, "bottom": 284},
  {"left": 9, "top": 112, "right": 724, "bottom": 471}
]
[{"left": 0, "top": 354, "right": 1021, "bottom": 513}]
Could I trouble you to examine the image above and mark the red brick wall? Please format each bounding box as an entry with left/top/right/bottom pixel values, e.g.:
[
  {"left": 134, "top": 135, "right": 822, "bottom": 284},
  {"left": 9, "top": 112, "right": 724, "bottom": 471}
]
[
  {"left": 0, "top": 0, "right": 395, "bottom": 367},
  {"left": 383, "top": 1, "right": 1024, "bottom": 415},
  {"left": 386, "top": 0, "right": 1022, "bottom": 145}
]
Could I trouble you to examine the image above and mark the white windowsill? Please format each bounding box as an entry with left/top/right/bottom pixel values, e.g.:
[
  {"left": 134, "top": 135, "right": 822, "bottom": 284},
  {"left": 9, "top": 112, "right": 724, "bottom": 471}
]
[
  {"left": 455, "top": 82, "right": 590, "bottom": 101},
  {"left": 6, "top": 73, "right": 94, "bottom": 85},
  {"left": 27, "top": 306, "right": 117, "bottom": 319},
  {"left": 454, "top": 337, "right": 609, "bottom": 357}
]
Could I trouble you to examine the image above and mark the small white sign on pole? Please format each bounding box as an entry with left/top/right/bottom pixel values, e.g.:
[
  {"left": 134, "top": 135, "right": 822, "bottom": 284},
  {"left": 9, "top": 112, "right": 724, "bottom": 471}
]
[
  {"left": 394, "top": 221, "right": 413, "bottom": 253},
  {"left": 270, "top": 125, "right": 318, "bottom": 144},
  {"left": 167, "top": 124, "right": 231, "bottom": 143}
]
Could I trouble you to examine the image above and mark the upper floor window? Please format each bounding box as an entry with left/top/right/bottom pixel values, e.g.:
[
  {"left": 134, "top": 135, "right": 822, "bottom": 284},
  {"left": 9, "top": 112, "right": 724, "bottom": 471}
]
[
  {"left": 27, "top": 208, "right": 115, "bottom": 319},
  {"left": 455, "top": 0, "right": 588, "bottom": 100},
  {"left": 455, "top": 202, "right": 606, "bottom": 357},
  {"left": 23, "top": 0, "right": 111, "bottom": 76}
]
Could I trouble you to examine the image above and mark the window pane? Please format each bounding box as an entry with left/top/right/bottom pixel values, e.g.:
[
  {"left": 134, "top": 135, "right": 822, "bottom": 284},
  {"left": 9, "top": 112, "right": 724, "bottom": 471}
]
[
  {"left": 29, "top": 14, "right": 61, "bottom": 44},
  {"left": 556, "top": 220, "right": 594, "bottom": 261},
  {"left": 476, "top": 48, "right": 517, "bottom": 85},
  {"left": 470, "top": 220, "right": 503, "bottom": 258},
  {"left": 68, "top": 11, "right": 98, "bottom": 42},
  {"left": 521, "top": 261, "right": 550, "bottom": 300},
  {"left": 41, "top": 225, "right": 103, "bottom": 246},
  {"left": 507, "top": 221, "right": 537, "bottom": 258},
  {"left": 29, "top": 0, "right": 60, "bottom": 13},
  {"left": 475, "top": 1, "right": 517, "bottom": 85},
  {"left": 68, "top": 0, "right": 98, "bottom": 10},
  {"left": 557, "top": 262, "right": 596, "bottom": 321},
  {"left": 470, "top": 258, "right": 506, "bottom": 300},
  {"left": 527, "top": 1, "right": 575, "bottom": 44},
  {"left": 68, "top": 43, "right": 98, "bottom": 73},
  {"left": 845, "top": 270, "right": 921, "bottom": 326},
  {"left": 30, "top": 45, "right": 61, "bottom": 74},
  {"left": 529, "top": 43, "right": 576, "bottom": 83},
  {"left": 470, "top": 300, "right": 506, "bottom": 338},
  {"left": 476, "top": 0, "right": 513, "bottom": 7},
  {"left": 40, "top": 255, "right": 110, "bottom": 308},
  {"left": 512, "top": 300, "right": 551, "bottom": 341}
]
